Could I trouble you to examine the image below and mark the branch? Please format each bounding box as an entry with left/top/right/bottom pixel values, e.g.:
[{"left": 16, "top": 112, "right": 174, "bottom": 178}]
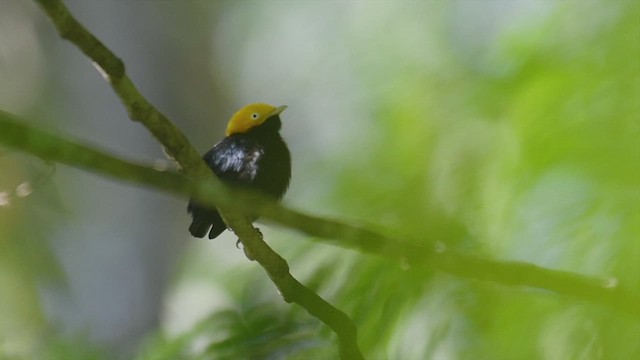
[
  {"left": 2, "top": 111, "right": 639, "bottom": 320},
  {"left": 34, "top": 0, "right": 207, "bottom": 176},
  {"left": 32, "top": 0, "right": 364, "bottom": 358}
]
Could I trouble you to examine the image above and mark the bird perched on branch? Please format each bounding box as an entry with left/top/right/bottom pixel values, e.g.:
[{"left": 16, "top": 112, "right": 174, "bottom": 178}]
[{"left": 187, "top": 103, "right": 291, "bottom": 239}]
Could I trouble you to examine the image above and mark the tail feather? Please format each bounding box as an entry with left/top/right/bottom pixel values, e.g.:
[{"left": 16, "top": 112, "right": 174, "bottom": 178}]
[
  {"left": 208, "top": 223, "right": 226, "bottom": 239},
  {"left": 188, "top": 203, "right": 227, "bottom": 239},
  {"left": 189, "top": 217, "right": 212, "bottom": 238}
]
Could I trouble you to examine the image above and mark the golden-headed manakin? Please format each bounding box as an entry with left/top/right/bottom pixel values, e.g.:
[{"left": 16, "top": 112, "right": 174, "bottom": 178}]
[{"left": 187, "top": 103, "right": 291, "bottom": 239}]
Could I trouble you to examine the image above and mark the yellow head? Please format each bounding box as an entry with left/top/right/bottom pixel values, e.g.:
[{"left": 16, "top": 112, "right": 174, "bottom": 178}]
[{"left": 226, "top": 103, "right": 288, "bottom": 136}]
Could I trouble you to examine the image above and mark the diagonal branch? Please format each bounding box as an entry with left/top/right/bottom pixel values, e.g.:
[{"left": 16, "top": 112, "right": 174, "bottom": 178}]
[
  {"left": 2, "top": 111, "right": 639, "bottom": 320},
  {"left": 35, "top": 0, "right": 207, "bottom": 177},
  {"left": 33, "top": 0, "right": 364, "bottom": 358}
]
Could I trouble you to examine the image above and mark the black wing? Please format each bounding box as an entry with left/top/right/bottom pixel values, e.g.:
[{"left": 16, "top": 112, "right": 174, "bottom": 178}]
[
  {"left": 187, "top": 136, "right": 264, "bottom": 238},
  {"left": 203, "top": 136, "right": 265, "bottom": 185}
]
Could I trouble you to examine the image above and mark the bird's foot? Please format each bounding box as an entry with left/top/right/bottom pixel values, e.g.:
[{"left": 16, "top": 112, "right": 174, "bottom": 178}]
[
  {"left": 235, "top": 238, "right": 255, "bottom": 261},
  {"left": 243, "top": 246, "right": 255, "bottom": 261},
  {"left": 236, "top": 228, "right": 263, "bottom": 260}
]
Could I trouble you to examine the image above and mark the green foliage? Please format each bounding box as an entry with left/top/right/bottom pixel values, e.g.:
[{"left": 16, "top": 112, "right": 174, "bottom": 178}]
[
  {"left": 281, "top": 1, "right": 640, "bottom": 359},
  {"left": 136, "top": 278, "right": 333, "bottom": 360}
]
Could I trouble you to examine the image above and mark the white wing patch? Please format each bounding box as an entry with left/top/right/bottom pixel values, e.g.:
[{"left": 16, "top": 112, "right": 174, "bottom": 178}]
[{"left": 239, "top": 148, "right": 263, "bottom": 181}]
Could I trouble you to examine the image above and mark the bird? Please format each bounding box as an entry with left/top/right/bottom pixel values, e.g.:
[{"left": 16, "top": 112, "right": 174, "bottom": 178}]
[{"left": 187, "top": 103, "right": 291, "bottom": 239}]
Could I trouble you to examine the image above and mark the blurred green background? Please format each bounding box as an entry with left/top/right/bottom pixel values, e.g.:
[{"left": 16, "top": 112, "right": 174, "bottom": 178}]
[{"left": 0, "top": 0, "right": 638, "bottom": 359}]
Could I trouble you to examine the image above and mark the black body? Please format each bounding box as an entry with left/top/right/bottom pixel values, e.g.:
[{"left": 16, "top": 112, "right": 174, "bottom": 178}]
[{"left": 187, "top": 116, "right": 291, "bottom": 238}]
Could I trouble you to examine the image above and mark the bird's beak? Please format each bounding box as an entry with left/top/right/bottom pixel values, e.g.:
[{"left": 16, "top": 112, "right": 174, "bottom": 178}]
[{"left": 268, "top": 105, "right": 288, "bottom": 118}]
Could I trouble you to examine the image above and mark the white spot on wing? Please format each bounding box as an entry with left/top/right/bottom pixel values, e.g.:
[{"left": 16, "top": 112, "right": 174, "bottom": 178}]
[
  {"left": 15, "top": 182, "right": 32, "bottom": 197},
  {"left": 0, "top": 192, "right": 9, "bottom": 207},
  {"left": 241, "top": 148, "right": 262, "bottom": 180}
]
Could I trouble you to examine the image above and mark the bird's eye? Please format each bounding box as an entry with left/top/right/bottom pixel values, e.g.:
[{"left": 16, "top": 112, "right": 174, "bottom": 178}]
[{"left": 251, "top": 113, "right": 259, "bottom": 120}]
